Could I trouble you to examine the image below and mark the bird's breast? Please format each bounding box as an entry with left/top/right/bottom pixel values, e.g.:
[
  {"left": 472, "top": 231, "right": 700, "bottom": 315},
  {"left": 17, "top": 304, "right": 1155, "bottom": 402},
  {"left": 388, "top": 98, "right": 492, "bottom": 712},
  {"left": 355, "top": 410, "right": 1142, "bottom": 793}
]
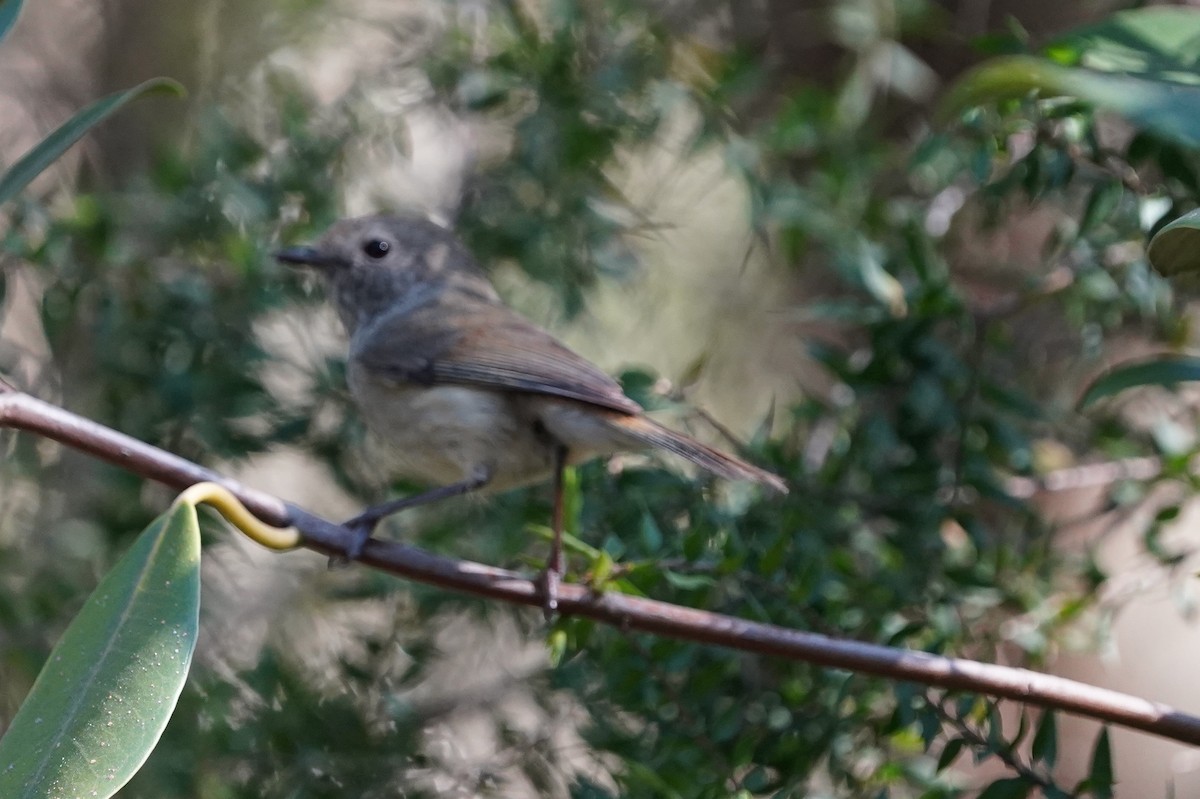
[{"left": 347, "top": 362, "right": 565, "bottom": 490}]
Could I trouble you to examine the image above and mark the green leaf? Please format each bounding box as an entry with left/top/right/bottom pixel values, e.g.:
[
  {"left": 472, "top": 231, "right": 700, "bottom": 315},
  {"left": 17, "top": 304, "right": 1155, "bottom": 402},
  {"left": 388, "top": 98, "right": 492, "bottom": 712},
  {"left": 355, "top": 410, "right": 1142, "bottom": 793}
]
[
  {"left": 1085, "top": 728, "right": 1114, "bottom": 799},
  {"left": 662, "top": 570, "right": 716, "bottom": 591},
  {"left": 1148, "top": 208, "right": 1200, "bottom": 277},
  {"left": 1079, "top": 355, "right": 1200, "bottom": 407},
  {"left": 0, "top": 0, "right": 22, "bottom": 44},
  {"left": 1079, "top": 182, "right": 1122, "bottom": 237},
  {"left": 936, "top": 738, "right": 965, "bottom": 773},
  {"left": 1046, "top": 7, "right": 1200, "bottom": 74},
  {"left": 0, "top": 503, "right": 201, "bottom": 799},
  {"left": 941, "top": 55, "right": 1200, "bottom": 148},
  {"left": 639, "top": 511, "right": 663, "bottom": 552},
  {"left": 985, "top": 702, "right": 1005, "bottom": 752},
  {"left": 977, "top": 777, "right": 1033, "bottom": 799},
  {"left": 945, "top": 8, "right": 1200, "bottom": 147},
  {"left": 0, "top": 77, "right": 185, "bottom": 206},
  {"left": 1031, "top": 711, "right": 1058, "bottom": 768},
  {"left": 546, "top": 628, "right": 568, "bottom": 668},
  {"left": 851, "top": 238, "right": 907, "bottom": 317}
]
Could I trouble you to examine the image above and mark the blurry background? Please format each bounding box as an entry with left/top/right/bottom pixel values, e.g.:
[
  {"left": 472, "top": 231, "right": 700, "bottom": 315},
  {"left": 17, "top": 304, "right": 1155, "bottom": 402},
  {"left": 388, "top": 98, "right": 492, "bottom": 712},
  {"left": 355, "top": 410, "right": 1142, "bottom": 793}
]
[{"left": 3, "top": 0, "right": 1200, "bottom": 796}]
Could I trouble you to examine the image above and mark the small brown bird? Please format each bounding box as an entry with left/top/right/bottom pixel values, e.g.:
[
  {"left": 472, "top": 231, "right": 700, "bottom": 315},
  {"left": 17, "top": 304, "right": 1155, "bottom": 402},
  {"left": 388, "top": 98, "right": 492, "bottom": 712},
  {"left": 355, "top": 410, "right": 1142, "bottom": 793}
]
[{"left": 276, "top": 214, "right": 786, "bottom": 609}]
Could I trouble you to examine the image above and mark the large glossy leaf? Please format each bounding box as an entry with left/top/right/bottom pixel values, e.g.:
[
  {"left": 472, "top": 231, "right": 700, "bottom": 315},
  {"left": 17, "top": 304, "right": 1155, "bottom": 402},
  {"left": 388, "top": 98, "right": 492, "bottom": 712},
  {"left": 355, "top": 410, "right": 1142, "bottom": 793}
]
[
  {"left": 1045, "top": 7, "right": 1200, "bottom": 74},
  {"left": 1079, "top": 355, "right": 1200, "bottom": 408},
  {"left": 0, "top": 502, "right": 201, "bottom": 799},
  {"left": 942, "top": 56, "right": 1200, "bottom": 148},
  {"left": 0, "top": 77, "right": 184, "bottom": 206},
  {"left": 943, "top": 8, "right": 1200, "bottom": 147},
  {"left": 1147, "top": 208, "right": 1200, "bottom": 276},
  {"left": 0, "top": 0, "right": 21, "bottom": 44}
]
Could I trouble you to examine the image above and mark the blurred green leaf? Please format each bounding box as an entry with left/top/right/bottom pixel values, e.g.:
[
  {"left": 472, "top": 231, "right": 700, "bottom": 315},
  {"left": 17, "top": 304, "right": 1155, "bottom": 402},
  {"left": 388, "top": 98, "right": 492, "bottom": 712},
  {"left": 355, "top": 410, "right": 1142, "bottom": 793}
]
[
  {"left": 0, "top": 502, "right": 200, "bottom": 799},
  {"left": 942, "top": 55, "right": 1200, "bottom": 147},
  {"left": 948, "top": 8, "right": 1200, "bottom": 150},
  {"left": 0, "top": 77, "right": 185, "bottom": 206},
  {"left": 844, "top": 237, "right": 907, "bottom": 317},
  {"left": 547, "top": 628, "right": 568, "bottom": 667},
  {"left": 639, "top": 511, "right": 663, "bottom": 552},
  {"left": 1080, "top": 182, "right": 1122, "bottom": 236},
  {"left": 936, "top": 737, "right": 965, "bottom": 772},
  {"left": 0, "top": 0, "right": 21, "bottom": 44},
  {"left": 1031, "top": 711, "right": 1058, "bottom": 768},
  {"left": 1148, "top": 207, "right": 1200, "bottom": 276},
  {"left": 662, "top": 570, "right": 715, "bottom": 591},
  {"left": 1084, "top": 728, "right": 1114, "bottom": 798},
  {"left": 1079, "top": 355, "right": 1200, "bottom": 407},
  {"left": 978, "top": 777, "right": 1033, "bottom": 799},
  {"left": 1046, "top": 7, "right": 1200, "bottom": 74}
]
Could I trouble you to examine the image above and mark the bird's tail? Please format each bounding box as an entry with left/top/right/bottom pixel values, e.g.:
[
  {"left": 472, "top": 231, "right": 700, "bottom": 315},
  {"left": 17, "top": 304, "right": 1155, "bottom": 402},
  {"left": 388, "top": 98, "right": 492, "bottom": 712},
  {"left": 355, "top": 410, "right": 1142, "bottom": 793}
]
[{"left": 604, "top": 414, "right": 788, "bottom": 494}]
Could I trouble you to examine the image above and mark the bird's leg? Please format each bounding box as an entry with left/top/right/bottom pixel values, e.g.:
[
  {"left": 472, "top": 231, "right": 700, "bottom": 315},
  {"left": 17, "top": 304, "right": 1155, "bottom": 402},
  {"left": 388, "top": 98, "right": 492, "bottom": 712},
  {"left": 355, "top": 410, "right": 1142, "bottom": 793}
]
[
  {"left": 338, "top": 466, "right": 491, "bottom": 562},
  {"left": 541, "top": 445, "right": 569, "bottom": 618}
]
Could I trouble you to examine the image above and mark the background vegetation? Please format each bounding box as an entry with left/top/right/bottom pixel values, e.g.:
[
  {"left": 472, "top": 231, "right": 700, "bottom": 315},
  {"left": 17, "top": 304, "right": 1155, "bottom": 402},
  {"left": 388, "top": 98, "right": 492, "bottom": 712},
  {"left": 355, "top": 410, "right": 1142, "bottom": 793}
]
[{"left": 4, "top": 0, "right": 1200, "bottom": 796}]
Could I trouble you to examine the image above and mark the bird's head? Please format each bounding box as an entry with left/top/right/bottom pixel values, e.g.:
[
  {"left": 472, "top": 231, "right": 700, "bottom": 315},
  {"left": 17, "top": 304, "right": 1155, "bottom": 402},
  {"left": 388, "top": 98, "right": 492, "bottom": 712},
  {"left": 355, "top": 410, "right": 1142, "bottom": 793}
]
[{"left": 275, "top": 214, "right": 493, "bottom": 333}]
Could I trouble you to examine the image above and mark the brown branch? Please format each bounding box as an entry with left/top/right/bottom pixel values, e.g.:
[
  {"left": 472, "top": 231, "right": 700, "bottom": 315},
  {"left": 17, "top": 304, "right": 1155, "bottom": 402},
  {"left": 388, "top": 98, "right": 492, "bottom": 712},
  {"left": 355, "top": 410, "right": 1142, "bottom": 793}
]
[{"left": 3, "top": 384, "right": 1200, "bottom": 747}]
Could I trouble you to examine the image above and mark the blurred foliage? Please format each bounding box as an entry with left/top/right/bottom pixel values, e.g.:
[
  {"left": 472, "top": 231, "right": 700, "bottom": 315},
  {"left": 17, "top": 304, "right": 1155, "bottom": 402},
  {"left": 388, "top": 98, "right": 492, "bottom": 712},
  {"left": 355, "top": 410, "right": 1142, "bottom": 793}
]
[
  {"left": 3, "top": 0, "right": 1200, "bottom": 797},
  {"left": 0, "top": 78, "right": 185, "bottom": 206},
  {"left": 427, "top": 0, "right": 674, "bottom": 313},
  {"left": 942, "top": 5, "right": 1200, "bottom": 150}
]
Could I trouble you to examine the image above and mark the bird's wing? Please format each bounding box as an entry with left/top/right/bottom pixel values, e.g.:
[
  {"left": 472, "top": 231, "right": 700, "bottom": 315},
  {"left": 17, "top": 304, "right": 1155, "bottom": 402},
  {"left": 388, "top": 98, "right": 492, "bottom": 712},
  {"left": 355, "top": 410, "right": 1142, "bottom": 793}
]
[{"left": 351, "top": 303, "right": 642, "bottom": 414}]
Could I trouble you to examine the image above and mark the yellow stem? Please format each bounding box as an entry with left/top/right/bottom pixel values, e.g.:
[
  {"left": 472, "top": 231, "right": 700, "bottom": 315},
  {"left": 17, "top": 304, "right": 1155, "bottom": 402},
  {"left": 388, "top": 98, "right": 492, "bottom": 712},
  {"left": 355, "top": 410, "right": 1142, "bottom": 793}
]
[{"left": 175, "top": 482, "right": 300, "bottom": 551}]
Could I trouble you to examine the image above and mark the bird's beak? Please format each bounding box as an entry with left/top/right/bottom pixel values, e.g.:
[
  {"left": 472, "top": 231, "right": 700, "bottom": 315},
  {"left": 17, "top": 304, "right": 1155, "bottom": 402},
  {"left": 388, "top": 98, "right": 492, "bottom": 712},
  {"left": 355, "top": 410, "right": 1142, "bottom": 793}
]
[{"left": 273, "top": 245, "right": 338, "bottom": 269}]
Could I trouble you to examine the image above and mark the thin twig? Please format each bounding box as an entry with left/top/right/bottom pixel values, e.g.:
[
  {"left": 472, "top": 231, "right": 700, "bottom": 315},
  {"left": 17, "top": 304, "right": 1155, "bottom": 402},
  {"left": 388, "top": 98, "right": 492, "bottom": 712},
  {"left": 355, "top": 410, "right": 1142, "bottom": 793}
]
[
  {"left": 1005, "top": 456, "right": 1165, "bottom": 499},
  {"left": 929, "top": 693, "right": 1061, "bottom": 793},
  {"left": 2, "top": 384, "right": 1200, "bottom": 747}
]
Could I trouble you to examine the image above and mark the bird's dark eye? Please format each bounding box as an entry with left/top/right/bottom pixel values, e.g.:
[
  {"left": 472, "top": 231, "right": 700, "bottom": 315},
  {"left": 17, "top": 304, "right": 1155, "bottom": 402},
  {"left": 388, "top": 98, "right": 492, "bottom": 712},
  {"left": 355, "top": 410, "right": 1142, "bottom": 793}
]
[{"left": 363, "top": 239, "right": 391, "bottom": 259}]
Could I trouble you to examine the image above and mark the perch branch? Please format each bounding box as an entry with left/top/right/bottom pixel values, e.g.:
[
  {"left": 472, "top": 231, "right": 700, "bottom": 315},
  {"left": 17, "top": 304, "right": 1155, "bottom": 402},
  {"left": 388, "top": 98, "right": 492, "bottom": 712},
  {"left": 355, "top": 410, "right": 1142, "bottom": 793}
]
[{"left": 2, "top": 384, "right": 1199, "bottom": 747}]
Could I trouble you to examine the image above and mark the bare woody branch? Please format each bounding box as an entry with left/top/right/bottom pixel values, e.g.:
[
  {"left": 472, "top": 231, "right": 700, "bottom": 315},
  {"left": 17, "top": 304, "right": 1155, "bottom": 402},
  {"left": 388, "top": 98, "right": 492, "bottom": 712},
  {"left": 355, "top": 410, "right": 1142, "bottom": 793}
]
[{"left": 3, "top": 383, "right": 1199, "bottom": 747}]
